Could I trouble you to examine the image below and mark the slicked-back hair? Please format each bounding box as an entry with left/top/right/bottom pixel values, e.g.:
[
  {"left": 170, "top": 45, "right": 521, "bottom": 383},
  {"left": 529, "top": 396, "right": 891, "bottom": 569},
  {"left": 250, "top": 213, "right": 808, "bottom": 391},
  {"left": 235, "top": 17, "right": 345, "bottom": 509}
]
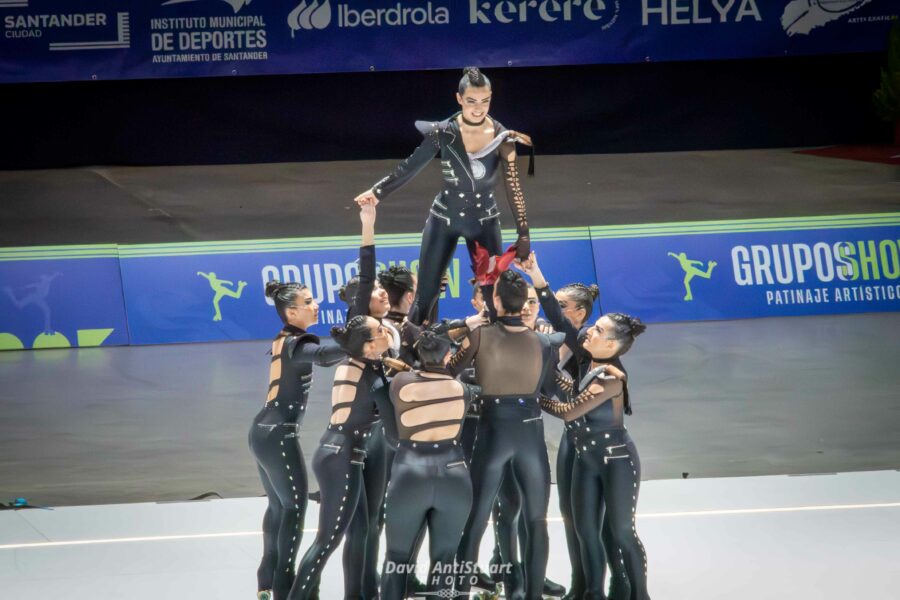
[{"left": 265, "top": 280, "right": 309, "bottom": 324}]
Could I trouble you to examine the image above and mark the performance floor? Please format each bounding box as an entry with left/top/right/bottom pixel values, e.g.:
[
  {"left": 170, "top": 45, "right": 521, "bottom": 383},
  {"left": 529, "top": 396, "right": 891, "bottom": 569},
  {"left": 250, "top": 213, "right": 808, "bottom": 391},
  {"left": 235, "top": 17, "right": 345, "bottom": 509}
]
[
  {"left": 2, "top": 470, "right": 898, "bottom": 599},
  {"left": 1, "top": 311, "right": 899, "bottom": 506}
]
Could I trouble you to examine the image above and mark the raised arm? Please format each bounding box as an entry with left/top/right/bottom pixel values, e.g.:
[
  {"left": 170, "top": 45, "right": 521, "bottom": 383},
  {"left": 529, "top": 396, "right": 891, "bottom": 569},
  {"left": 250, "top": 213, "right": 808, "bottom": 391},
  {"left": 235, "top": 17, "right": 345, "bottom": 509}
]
[
  {"left": 356, "top": 128, "right": 440, "bottom": 205},
  {"left": 446, "top": 321, "right": 483, "bottom": 378},
  {"left": 499, "top": 141, "right": 531, "bottom": 260},
  {"left": 516, "top": 252, "right": 581, "bottom": 352},
  {"left": 348, "top": 204, "right": 377, "bottom": 319}
]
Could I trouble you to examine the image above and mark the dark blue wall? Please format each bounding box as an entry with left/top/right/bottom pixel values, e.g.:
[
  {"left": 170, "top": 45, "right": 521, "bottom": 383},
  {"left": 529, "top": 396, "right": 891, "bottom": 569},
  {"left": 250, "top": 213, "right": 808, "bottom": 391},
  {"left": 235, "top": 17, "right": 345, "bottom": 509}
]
[{"left": 2, "top": 52, "right": 889, "bottom": 170}]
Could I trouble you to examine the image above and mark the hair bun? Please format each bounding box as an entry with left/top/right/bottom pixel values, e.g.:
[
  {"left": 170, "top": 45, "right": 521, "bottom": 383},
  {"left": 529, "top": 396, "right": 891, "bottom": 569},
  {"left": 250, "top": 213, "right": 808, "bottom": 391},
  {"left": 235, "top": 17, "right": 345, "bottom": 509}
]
[
  {"left": 588, "top": 284, "right": 600, "bottom": 301},
  {"left": 628, "top": 317, "right": 647, "bottom": 337},
  {"left": 417, "top": 330, "right": 439, "bottom": 351},
  {"left": 338, "top": 285, "right": 348, "bottom": 304},
  {"left": 330, "top": 325, "right": 347, "bottom": 339},
  {"left": 265, "top": 280, "right": 282, "bottom": 299}
]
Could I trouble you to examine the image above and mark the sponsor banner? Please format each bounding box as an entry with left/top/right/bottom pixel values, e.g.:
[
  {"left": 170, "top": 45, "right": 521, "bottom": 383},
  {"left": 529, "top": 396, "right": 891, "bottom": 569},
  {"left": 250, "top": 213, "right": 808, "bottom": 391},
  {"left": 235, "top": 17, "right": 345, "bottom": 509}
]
[
  {"left": 118, "top": 228, "right": 596, "bottom": 345},
  {"left": 0, "top": 0, "right": 894, "bottom": 84},
  {"left": 3, "top": 215, "right": 898, "bottom": 350},
  {"left": 590, "top": 214, "right": 900, "bottom": 323},
  {"left": 0, "top": 245, "right": 129, "bottom": 350}
]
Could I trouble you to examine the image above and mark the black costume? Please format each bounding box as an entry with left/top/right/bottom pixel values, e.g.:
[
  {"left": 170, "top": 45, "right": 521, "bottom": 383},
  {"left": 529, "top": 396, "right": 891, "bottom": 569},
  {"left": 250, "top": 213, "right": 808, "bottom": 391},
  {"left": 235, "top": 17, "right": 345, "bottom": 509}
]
[
  {"left": 249, "top": 326, "right": 345, "bottom": 600},
  {"left": 536, "top": 284, "right": 630, "bottom": 599},
  {"left": 449, "top": 317, "right": 557, "bottom": 599},
  {"left": 542, "top": 368, "right": 649, "bottom": 600},
  {"left": 371, "top": 114, "right": 532, "bottom": 324},
  {"left": 486, "top": 317, "right": 566, "bottom": 598},
  {"left": 371, "top": 368, "right": 479, "bottom": 600},
  {"left": 342, "top": 243, "right": 390, "bottom": 600},
  {"left": 287, "top": 357, "right": 385, "bottom": 600}
]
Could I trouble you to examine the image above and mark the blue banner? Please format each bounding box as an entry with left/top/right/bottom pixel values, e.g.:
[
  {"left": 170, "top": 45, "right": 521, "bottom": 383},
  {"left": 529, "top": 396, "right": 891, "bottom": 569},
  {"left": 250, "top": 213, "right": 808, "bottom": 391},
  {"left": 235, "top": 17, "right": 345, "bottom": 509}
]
[
  {"left": 3, "top": 216, "right": 899, "bottom": 350},
  {"left": 117, "top": 229, "right": 596, "bottom": 345},
  {"left": 590, "top": 214, "right": 900, "bottom": 323},
  {"left": 0, "top": 245, "right": 129, "bottom": 350},
  {"left": 1, "top": 0, "right": 894, "bottom": 84}
]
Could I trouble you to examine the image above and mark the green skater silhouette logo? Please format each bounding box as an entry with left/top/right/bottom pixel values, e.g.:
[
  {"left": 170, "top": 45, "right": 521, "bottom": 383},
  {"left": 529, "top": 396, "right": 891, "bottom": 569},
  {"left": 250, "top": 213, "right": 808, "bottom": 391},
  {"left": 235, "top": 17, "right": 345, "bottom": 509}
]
[
  {"left": 197, "top": 272, "right": 247, "bottom": 321},
  {"left": 667, "top": 252, "right": 717, "bottom": 301}
]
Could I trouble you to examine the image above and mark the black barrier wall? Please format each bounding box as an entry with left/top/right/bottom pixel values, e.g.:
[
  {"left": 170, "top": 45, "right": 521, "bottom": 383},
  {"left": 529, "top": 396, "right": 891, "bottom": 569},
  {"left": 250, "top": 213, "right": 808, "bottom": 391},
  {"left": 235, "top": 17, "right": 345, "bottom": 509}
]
[{"left": 1, "top": 53, "right": 889, "bottom": 170}]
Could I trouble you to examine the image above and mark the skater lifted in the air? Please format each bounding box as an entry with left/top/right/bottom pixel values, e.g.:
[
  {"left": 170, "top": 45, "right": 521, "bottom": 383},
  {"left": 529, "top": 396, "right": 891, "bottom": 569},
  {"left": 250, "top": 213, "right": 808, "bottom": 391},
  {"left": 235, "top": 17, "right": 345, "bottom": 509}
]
[{"left": 355, "top": 66, "right": 535, "bottom": 324}]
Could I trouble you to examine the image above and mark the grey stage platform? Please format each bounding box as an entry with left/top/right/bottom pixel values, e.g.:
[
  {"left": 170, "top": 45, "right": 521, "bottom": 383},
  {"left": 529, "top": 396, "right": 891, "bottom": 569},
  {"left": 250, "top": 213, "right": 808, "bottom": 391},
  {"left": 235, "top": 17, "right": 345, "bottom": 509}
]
[
  {"left": 0, "top": 148, "right": 898, "bottom": 506},
  {"left": 1, "top": 313, "right": 898, "bottom": 507}
]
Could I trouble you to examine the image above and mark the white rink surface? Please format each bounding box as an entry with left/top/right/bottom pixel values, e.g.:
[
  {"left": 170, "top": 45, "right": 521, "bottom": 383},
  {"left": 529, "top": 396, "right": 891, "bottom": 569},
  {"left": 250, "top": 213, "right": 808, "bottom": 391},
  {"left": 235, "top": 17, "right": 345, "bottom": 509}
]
[{"left": 1, "top": 470, "right": 899, "bottom": 600}]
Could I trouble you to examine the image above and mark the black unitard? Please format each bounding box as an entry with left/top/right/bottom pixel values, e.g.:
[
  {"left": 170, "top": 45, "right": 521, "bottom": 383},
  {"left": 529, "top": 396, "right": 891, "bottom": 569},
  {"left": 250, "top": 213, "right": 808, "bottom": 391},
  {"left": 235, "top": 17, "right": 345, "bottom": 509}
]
[
  {"left": 371, "top": 368, "right": 479, "bottom": 600},
  {"left": 286, "top": 357, "right": 384, "bottom": 600},
  {"left": 248, "top": 326, "right": 345, "bottom": 600},
  {"left": 543, "top": 368, "right": 650, "bottom": 600},
  {"left": 341, "top": 243, "right": 390, "bottom": 599},
  {"left": 489, "top": 317, "right": 562, "bottom": 598},
  {"left": 371, "top": 114, "right": 531, "bottom": 324},
  {"left": 449, "top": 318, "right": 556, "bottom": 599},
  {"left": 536, "top": 284, "right": 630, "bottom": 599}
]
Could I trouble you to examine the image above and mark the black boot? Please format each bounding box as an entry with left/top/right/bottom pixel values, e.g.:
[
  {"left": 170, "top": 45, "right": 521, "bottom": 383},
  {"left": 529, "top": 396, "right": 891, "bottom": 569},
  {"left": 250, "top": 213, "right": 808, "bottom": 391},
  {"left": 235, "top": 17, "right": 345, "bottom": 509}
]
[
  {"left": 542, "top": 576, "right": 567, "bottom": 598},
  {"left": 607, "top": 576, "right": 631, "bottom": 600},
  {"left": 406, "top": 573, "right": 427, "bottom": 596},
  {"left": 502, "top": 562, "right": 525, "bottom": 600},
  {"left": 471, "top": 567, "right": 497, "bottom": 593}
]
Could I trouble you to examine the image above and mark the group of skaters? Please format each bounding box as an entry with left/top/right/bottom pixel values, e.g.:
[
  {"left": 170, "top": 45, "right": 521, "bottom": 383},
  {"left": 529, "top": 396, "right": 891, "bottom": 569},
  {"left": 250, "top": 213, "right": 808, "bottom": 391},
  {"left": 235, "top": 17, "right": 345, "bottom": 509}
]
[{"left": 249, "top": 67, "right": 650, "bottom": 600}]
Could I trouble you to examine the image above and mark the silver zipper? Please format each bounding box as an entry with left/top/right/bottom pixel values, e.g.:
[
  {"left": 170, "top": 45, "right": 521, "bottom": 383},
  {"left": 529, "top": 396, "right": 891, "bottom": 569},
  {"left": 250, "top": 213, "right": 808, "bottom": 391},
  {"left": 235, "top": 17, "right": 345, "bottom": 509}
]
[
  {"left": 478, "top": 210, "right": 500, "bottom": 224},
  {"left": 446, "top": 144, "right": 475, "bottom": 191},
  {"left": 522, "top": 416, "right": 542, "bottom": 423},
  {"left": 433, "top": 197, "right": 448, "bottom": 209},
  {"left": 446, "top": 461, "right": 467, "bottom": 469},
  {"left": 606, "top": 444, "right": 627, "bottom": 454},
  {"left": 604, "top": 455, "right": 630, "bottom": 464},
  {"left": 429, "top": 208, "right": 451, "bottom": 225},
  {"left": 322, "top": 443, "right": 341, "bottom": 451}
]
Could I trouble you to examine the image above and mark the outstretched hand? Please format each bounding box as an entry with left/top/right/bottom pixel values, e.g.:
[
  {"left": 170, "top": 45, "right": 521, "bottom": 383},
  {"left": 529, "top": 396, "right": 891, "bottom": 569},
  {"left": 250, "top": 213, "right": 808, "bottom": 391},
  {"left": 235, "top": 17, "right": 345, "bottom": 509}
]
[
  {"left": 514, "top": 251, "right": 547, "bottom": 287},
  {"left": 514, "top": 251, "right": 539, "bottom": 276}
]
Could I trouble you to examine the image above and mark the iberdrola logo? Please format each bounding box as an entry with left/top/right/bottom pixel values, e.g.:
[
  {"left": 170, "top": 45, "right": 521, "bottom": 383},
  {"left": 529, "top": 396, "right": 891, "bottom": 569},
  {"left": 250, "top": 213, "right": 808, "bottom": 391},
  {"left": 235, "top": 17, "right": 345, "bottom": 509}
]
[
  {"left": 667, "top": 252, "right": 717, "bottom": 302},
  {"left": 197, "top": 271, "right": 247, "bottom": 321},
  {"left": 288, "top": 0, "right": 331, "bottom": 37}
]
